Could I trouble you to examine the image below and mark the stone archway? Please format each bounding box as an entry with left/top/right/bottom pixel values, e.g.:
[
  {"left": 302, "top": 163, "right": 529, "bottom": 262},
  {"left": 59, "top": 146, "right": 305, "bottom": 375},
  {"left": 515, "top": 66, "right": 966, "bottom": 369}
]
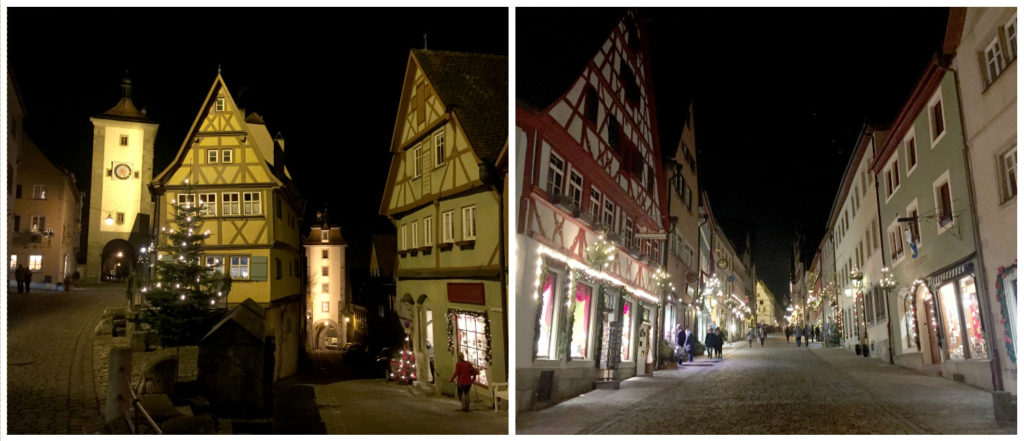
[
  {"left": 100, "top": 239, "right": 135, "bottom": 281},
  {"left": 313, "top": 320, "right": 343, "bottom": 350}
]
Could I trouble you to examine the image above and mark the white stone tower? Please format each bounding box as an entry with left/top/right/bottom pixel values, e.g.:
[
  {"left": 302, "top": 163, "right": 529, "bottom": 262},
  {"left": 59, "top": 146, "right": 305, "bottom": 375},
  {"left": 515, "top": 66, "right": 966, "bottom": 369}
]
[
  {"left": 304, "top": 209, "right": 348, "bottom": 350},
  {"left": 85, "top": 73, "right": 158, "bottom": 281}
]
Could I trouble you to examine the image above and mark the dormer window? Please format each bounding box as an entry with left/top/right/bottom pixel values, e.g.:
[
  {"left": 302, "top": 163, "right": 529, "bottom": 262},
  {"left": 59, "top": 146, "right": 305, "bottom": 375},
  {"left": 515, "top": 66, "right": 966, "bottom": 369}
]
[
  {"left": 216, "top": 97, "right": 226, "bottom": 112},
  {"left": 321, "top": 230, "right": 329, "bottom": 243}
]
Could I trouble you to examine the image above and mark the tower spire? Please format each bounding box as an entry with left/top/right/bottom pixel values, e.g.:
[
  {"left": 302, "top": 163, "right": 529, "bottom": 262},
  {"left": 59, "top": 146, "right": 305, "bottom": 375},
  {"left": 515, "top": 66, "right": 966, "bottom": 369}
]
[{"left": 121, "top": 70, "right": 132, "bottom": 99}]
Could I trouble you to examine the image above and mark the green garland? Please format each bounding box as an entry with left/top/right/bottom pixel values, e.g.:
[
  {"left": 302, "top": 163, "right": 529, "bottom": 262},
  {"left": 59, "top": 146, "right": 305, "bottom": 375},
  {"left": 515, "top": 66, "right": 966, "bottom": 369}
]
[
  {"left": 995, "top": 262, "right": 1017, "bottom": 364},
  {"left": 446, "top": 308, "right": 492, "bottom": 365}
]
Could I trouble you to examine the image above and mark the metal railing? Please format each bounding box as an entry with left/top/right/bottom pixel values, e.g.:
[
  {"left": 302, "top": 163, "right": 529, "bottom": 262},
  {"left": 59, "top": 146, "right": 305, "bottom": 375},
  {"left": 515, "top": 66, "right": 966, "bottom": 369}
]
[{"left": 117, "top": 368, "right": 162, "bottom": 434}]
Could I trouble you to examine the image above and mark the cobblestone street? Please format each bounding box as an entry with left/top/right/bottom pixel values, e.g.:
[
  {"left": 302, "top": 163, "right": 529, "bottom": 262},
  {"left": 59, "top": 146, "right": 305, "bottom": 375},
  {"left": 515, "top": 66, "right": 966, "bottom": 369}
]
[
  {"left": 518, "top": 334, "right": 1016, "bottom": 434},
  {"left": 6, "top": 283, "right": 128, "bottom": 434}
]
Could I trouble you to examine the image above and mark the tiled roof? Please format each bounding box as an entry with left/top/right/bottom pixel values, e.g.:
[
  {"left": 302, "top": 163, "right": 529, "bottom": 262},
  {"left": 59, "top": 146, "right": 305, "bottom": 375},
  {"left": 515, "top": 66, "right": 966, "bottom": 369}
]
[{"left": 411, "top": 49, "right": 507, "bottom": 164}]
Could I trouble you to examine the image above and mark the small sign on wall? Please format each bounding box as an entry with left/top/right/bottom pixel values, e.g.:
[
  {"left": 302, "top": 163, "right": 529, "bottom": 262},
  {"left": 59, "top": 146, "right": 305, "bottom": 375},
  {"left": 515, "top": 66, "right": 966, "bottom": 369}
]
[{"left": 447, "top": 282, "right": 485, "bottom": 305}]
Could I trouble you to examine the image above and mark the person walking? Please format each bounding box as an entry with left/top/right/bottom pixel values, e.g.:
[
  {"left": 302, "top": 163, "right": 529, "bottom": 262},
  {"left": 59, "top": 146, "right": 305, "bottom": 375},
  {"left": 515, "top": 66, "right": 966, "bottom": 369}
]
[
  {"left": 682, "top": 328, "right": 697, "bottom": 363},
  {"left": 794, "top": 325, "right": 803, "bottom": 347},
  {"left": 713, "top": 328, "right": 724, "bottom": 359},
  {"left": 747, "top": 328, "right": 755, "bottom": 348},
  {"left": 814, "top": 325, "right": 821, "bottom": 342},
  {"left": 24, "top": 267, "right": 33, "bottom": 293},
  {"left": 705, "top": 326, "right": 716, "bottom": 359},
  {"left": 449, "top": 352, "right": 478, "bottom": 412},
  {"left": 785, "top": 326, "right": 792, "bottom": 342},
  {"left": 15, "top": 264, "right": 26, "bottom": 293},
  {"left": 758, "top": 326, "right": 767, "bottom": 347},
  {"left": 675, "top": 324, "right": 686, "bottom": 365}
]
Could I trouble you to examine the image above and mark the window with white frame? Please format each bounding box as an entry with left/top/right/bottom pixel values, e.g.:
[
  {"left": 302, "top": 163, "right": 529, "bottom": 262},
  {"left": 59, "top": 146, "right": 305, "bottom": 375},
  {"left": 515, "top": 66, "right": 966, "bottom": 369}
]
[
  {"left": 934, "top": 171, "right": 955, "bottom": 232},
  {"left": 622, "top": 216, "right": 634, "bottom": 248},
  {"left": 413, "top": 145, "right": 425, "bottom": 178},
  {"left": 929, "top": 94, "right": 945, "bottom": 144},
  {"left": 199, "top": 193, "right": 217, "bottom": 216},
  {"left": 411, "top": 220, "right": 418, "bottom": 248},
  {"left": 242, "top": 191, "right": 261, "bottom": 215},
  {"left": 32, "top": 184, "right": 46, "bottom": 200},
  {"left": 423, "top": 216, "right": 433, "bottom": 246},
  {"left": 570, "top": 283, "right": 594, "bottom": 360},
  {"left": 906, "top": 135, "right": 918, "bottom": 173},
  {"left": 208, "top": 149, "right": 219, "bottom": 164},
  {"left": 1002, "top": 146, "right": 1017, "bottom": 201},
  {"left": 230, "top": 256, "right": 250, "bottom": 279},
  {"left": 30, "top": 216, "right": 45, "bottom": 233},
  {"left": 400, "top": 224, "right": 407, "bottom": 250},
  {"left": 454, "top": 312, "right": 489, "bottom": 385},
  {"left": 568, "top": 169, "right": 583, "bottom": 209},
  {"left": 1007, "top": 13, "right": 1018, "bottom": 59},
  {"left": 589, "top": 187, "right": 601, "bottom": 221},
  {"left": 29, "top": 255, "right": 42, "bottom": 271},
  {"left": 433, "top": 130, "right": 445, "bottom": 167},
  {"left": 222, "top": 192, "right": 240, "bottom": 216},
  {"left": 536, "top": 269, "right": 562, "bottom": 359},
  {"left": 321, "top": 230, "right": 329, "bottom": 242},
  {"left": 442, "top": 211, "right": 454, "bottom": 243},
  {"left": 177, "top": 193, "right": 196, "bottom": 208},
  {"left": 885, "top": 157, "right": 901, "bottom": 199},
  {"left": 888, "top": 221, "right": 905, "bottom": 262},
  {"left": 216, "top": 97, "right": 226, "bottom": 112},
  {"left": 547, "top": 152, "right": 565, "bottom": 196},
  {"left": 206, "top": 255, "right": 224, "bottom": 274},
  {"left": 984, "top": 36, "right": 1007, "bottom": 85},
  {"left": 322, "top": 302, "right": 330, "bottom": 313},
  {"left": 603, "top": 199, "right": 615, "bottom": 228},
  {"left": 462, "top": 206, "right": 477, "bottom": 240},
  {"left": 221, "top": 149, "right": 233, "bottom": 163}
]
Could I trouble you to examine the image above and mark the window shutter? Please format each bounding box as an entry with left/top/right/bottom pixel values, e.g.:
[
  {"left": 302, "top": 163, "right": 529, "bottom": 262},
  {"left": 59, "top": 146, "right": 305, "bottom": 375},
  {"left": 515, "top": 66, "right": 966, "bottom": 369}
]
[
  {"left": 977, "top": 50, "right": 991, "bottom": 87},
  {"left": 997, "top": 25, "right": 1011, "bottom": 66},
  {"left": 251, "top": 256, "right": 268, "bottom": 281}
]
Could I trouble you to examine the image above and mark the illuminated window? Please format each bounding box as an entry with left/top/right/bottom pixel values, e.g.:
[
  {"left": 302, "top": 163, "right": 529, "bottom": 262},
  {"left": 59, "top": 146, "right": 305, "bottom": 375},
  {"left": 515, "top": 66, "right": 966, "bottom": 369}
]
[
  {"left": 433, "top": 130, "right": 445, "bottom": 167},
  {"left": 442, "top": 211, "right": 454, "bottom": 243},
  {"left": 536, "top": 271, "right": 560, "bottom": 359},
  {"left": 9, "top": 254, "right": 16, "bottom": 270},
  {"left": 462, "top": 206, "right": 476, "bottom": 240},
  {"left": 423, "top": 216, "right": 433, "bottom": 246},
  {"left": 208, "top": 149, "right": 219, "bottom": 164},
  {"left": 120, "top": 135, "right": 129, "bottom": 146},
  {"left": 322, "top": 302, "right": 330, "bottom": 313},
  {"left": 32, "top": 184, "right": 46, "bottom": 200},
  {"left": 30, "top": 216, "right": 45, "bottom": 233},
  {"left": 321, "top": 230, "right": 329, "bottom": 243},
  {"left": 242, "top": 191, "right": 261, "bottom": 216},
  {"left": 938, "top": 282, "right": 964, "bottom": 359},
  {"left": 199, "top": 193, "right": 217, "bottom": 216},
  {"left": 230, "top": 256, "right": 250, "bottom": 279},
  {"left": 221, "top": 192, "right": 240, "bottom": 216},
  {"left": 29, "top": 255, "right": 42, "bottom": 271},
  {"left": 621, "top": 301, "right": 633, "bottom": 361},
  {"left": 221, "top": 149, "right": 233, "bottom": 163},
  {"left": 570, "top": 283, "right": 594, "bottom": 359},
  {"left": 206, "top": 255, "right": 224, "bottom": 274},
  {"left": 454, "top": 312, "right": 489, "bottom": 385},
  {"left": 216, "top": 97, "right": 226, "bottom": 112}
]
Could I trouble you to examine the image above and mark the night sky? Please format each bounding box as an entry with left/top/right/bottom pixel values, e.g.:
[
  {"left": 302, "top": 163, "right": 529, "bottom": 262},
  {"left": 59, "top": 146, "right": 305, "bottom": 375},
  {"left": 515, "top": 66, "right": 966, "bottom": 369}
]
[
  {"left": 8, "top": 7, "right": 508, "bottom": 270},
  {"left": 518, "top": 8, "right": 950, "bottom": 305}
]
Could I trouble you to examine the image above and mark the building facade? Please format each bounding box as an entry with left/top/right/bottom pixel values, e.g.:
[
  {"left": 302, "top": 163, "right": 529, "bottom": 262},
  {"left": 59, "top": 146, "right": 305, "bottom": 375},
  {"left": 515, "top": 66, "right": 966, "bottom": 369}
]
[
  {"left": 86, "top": 75, "right": 158, "bottom": 281},
  {"left": 9, "top": 136, "right": 82, "bottom": 289},
  {"left": 515, "top": 11, "right": 667, "bottom": 411},
  {"left": 8, "top": 72, "right": 25, "bottom": 264},
  {"left": 755, "top": 281, "right": 777, "bottom": 327},
  {"left": 380, "top": 49, "right": 508, "bottom": 399},
  {"left": 305, "top": 217, "right": 349, "bottom": 351},
  {"left": 950, "top": 6, "right": 1017, "bottom": 396},
  {"left": 150, "top": 73, "right": 304, "bottom": 382}
]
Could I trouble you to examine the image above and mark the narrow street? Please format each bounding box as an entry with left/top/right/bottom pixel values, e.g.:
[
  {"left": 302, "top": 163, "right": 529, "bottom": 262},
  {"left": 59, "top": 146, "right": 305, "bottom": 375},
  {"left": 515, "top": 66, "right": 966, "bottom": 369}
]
[
  {"left": 6, "top": 283, "right": 128, "bottom": 434},
  {"left": 518, "top": 334, "right": 1015, "bottom": 434}
]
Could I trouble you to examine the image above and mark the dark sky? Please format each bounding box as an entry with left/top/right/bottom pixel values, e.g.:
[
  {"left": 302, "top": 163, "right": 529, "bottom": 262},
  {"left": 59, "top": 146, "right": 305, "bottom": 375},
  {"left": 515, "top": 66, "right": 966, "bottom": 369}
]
[
  {"left": 8, "top": 7, "right": 508, "bottom": 269},
  {"left": 518, "top": 7, "right": 950, "bottom": 304}
]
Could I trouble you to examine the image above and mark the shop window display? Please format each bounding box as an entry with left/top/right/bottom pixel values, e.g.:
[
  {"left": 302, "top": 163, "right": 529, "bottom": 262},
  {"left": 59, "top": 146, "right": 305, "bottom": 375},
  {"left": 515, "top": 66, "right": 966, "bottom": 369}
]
[
  {"left": 959, "top": 276, "right": 988, "bottom": 359},
  {"left": 938, "top": 283, "right": 964, "bottom": 360},
  {"left": 455, "top": 312, "right": 489, "bottom": 385},
  {"left": 621, "top": 301, "right": 633, "bottom": 361},
  {"left": 571, "top": 284, "right": 593, "bottom": 359},
  {"left": 536, "top": 273, "right": 557, "bottom": 358}
]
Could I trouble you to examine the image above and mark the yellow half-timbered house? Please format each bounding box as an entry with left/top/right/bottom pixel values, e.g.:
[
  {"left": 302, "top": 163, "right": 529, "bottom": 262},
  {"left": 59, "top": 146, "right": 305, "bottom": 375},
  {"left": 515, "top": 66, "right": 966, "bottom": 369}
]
[
  {"left": 151, "top": 74, "right": 304, "bottom": 382},
  {"left": 380, "top": 49, "right": 508, "bottom": 401}
]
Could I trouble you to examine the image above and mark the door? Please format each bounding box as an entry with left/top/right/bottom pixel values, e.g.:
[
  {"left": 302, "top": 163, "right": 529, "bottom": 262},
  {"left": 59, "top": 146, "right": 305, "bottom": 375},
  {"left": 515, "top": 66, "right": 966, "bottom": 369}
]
[
  {"left": 920, "top": 291, "right": 941, "bottom": 364},
  {"left": 636, "top": 323, "right": 651, "bottom": 376}
]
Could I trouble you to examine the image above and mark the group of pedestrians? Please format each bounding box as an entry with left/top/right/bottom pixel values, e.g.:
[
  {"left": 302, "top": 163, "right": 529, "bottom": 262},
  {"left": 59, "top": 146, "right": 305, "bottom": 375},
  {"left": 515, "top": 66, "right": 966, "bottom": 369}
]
[
  {"left": 785, "top": 324, "right": 821, "bottom": 347},
  {"left": 14, "top": 264, "right": 33, "bottom": 293},
  {"left": 674, "top": 324, "right": 724, "bottom": 364},
  {"left": 746, "top": 325, "right": 767, "bottom": 347}
]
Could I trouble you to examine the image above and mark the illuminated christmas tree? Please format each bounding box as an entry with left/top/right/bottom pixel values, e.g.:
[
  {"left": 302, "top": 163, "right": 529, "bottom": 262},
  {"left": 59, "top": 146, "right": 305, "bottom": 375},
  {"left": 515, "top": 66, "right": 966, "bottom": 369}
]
[
  {"left": 136, "top": 178, "right": 231, "bottom": 347},
  {"left": 395, "top": 335, "right": 417, "bottom": 385}
]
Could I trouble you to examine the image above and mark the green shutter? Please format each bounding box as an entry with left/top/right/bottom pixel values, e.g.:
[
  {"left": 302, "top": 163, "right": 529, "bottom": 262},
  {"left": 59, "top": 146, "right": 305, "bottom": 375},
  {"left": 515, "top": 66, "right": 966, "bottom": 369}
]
[{"left": 251, "top": 256, "right": 268, "bottom": 281}]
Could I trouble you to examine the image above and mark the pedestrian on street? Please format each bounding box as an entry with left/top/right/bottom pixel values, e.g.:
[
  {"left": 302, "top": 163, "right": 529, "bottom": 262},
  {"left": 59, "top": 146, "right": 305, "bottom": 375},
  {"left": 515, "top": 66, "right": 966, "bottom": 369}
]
[
  {"left": 24, "top": 268, "right": 32, "bottom": 293},
  {"left": 714, "top": 328, "right": 724, "bottom": 359},
  {"left": 785, "top": 326, "right": 792, "bottom": 342},
  {"left": 705, "top": 326, "right": 716, "bottom": 359},
  {"left": 814, "top": 326, "right": 821, "bottom": 342},
  {"left": 794, "top": 325, "right": 803, "bottom": 347},
  {"left": 804, "top": 325, "right": 811, "bottom": 345},
  {"left": 675, "top": 325, "right": 686, "bottom": 364},
  {"left": 15, "top": 264, "right": 26, "bottom": 293},
  {"left": 426, "top": 339, "right": 435, "bottom": 383},
  {"left": 747, "top": 328, "right": 755, "bottom": 348},
  {"left": 759, "top": 326, "right": 766, "bottom": 346},
  {"left": 682, "top": 328, "right": 697, "bottom": 363},
  {"left": 449, "top": 352, "right": 478, "bottom": 412}
]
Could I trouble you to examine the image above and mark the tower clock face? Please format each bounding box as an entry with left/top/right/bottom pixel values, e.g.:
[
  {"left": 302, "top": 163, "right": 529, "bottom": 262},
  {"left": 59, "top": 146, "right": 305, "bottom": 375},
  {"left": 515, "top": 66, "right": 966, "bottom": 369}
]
[{"left": 114, "top": 163, "right": 132, "bottom": 180}]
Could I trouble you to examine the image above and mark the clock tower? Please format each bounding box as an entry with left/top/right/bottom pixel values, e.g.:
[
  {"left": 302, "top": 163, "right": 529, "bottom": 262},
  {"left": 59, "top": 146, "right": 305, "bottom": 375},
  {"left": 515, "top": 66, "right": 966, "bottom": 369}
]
[{"left": 85, "top": 74, "right": 158, "bottom": 281}]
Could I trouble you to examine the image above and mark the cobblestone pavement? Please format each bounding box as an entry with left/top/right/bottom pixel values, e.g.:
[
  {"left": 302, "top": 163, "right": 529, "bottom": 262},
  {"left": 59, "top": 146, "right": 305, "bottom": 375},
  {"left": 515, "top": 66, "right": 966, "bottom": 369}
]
[
  {"left": 6, "top": 283, "right": 128, "bottom": 434},
  {"left": 520, "top": 334, "right": 1016, "bottom": 434}
]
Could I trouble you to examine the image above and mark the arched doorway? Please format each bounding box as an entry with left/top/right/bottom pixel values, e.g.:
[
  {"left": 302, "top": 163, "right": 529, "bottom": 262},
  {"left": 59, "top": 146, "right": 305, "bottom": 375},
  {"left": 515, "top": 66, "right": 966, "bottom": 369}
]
[
  {"left": 915, "top": 284, "right": 941, "bottom": 365},
  {"left": 313, "top": 320, "right": 343, "bottom": 350},
  {"left": 101, "top": 239, "right": 135, "bottom": 281}
]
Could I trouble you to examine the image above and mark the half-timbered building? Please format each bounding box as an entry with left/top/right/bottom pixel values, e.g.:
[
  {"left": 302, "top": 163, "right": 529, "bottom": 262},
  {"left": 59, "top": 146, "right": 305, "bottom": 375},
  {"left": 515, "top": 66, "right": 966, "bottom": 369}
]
[
  {"left": 380, "top": 49, "right": 508, "bottom": 399},
  {"left": 151, "top": 73, "right": 304, "bottom": 382},
  {"left": 515, "top": 10, "right": 668, "bottom": 411}
]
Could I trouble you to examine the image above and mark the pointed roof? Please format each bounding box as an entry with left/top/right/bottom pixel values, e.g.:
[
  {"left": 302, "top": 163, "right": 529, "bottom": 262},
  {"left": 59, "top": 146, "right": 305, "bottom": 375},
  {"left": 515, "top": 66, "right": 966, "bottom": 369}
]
[
  {"left": 410, "top": 49, "right": 507, "bottom": 164},
  {"left": 94, "top": 74, "right": 155, "bottom": 124}
]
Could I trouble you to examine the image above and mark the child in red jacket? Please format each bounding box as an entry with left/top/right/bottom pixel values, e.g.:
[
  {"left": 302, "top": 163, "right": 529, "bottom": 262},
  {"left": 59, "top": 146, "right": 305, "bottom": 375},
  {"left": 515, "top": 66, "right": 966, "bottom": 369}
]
[{"left": 449, "top": 352, "right": 479, "bottom": 411}]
